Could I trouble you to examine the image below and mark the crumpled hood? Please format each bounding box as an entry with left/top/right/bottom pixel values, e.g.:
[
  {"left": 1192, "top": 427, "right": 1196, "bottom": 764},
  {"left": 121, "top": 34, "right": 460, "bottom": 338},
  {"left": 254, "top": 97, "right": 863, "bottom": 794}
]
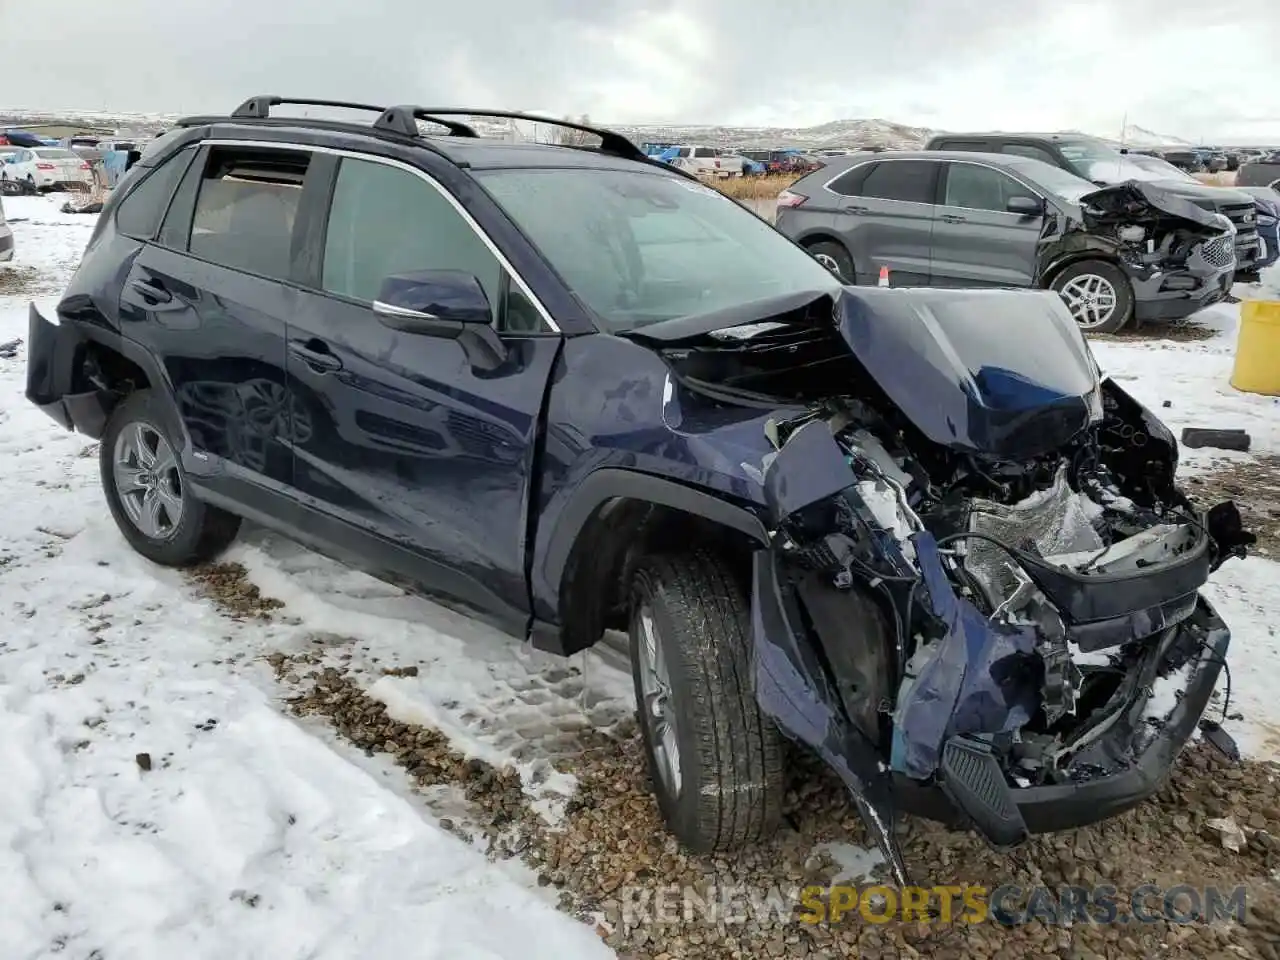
[
  {"left": 833, "top": 286, "right": 1102, "bottom": 460},
  {"left": 1078, "top": 180, "right": 1231, "bottom": 231}
]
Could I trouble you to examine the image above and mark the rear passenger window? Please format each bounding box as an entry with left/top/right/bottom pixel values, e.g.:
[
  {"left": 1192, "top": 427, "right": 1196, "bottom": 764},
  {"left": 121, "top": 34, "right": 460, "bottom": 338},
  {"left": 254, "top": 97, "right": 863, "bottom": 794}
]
[
  {"left": 115, "top": 146, "right": 196, "bottom": 241},
  {"left": 188, "top": 146, "right": 309, "bottom": 280},
  {"left": 1002, "top": 144, "right": 1061, "bottom": 167},
  {"left": 858, "top": 161, "right": 938, "bottom": 204},
  {"left": 827, "top": 163, "right": 875, "bottom": 196},
  {"left": 321, "top": 157, "right": 502, "bottom": 316}
]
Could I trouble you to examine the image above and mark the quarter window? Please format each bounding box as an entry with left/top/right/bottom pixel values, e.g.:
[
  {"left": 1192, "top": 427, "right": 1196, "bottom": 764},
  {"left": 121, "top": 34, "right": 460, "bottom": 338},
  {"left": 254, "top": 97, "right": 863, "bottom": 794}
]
[
  {"left": 320, "top": 157, "right": 503, "bottom": 317},
  {"left": 115, "top": 145, "right": 196, "bottom": 241},
  {"left": 187, "top": 146, "right": 309, "bottom": 280},
  {"left": 858, "top": 160, "right": 938, "bottom": 204}
]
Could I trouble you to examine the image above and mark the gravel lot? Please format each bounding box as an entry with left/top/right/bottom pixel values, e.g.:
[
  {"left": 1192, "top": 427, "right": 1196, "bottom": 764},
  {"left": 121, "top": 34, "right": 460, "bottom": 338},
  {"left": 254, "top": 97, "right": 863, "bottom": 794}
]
[{"left": 191, "top": 560, "right": 1280, "bottom": 960}]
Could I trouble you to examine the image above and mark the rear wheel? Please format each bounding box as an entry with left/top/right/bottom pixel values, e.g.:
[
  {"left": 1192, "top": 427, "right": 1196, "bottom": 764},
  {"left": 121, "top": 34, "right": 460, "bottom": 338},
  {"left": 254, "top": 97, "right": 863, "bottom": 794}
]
[
  {"left": 805, "top": 239, "right": 856, "bottom": 283},
  {"left": 1051, "top": 259, "right": 1134, "bottom": 334},
  {"left": 629, "top": 550, "right": 786, "bottom": 853},
  {"left": 100, "top": 390, "right": 241, "bottom": 566}
]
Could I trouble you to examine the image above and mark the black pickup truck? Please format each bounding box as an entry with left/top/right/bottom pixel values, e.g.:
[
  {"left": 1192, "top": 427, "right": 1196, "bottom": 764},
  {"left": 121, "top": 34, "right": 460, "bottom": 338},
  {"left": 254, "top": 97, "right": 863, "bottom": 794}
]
[
  {"left": 925, "top": 132, "right": 1264, "bottom": 279},
  {"left": 1237, "top": 155, "right": 1280, "bottom": 190}
]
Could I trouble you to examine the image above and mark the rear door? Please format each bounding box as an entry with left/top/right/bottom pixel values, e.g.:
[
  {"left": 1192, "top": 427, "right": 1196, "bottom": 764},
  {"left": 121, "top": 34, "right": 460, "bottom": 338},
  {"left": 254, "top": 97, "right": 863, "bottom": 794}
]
[
  {"left": 929, "top": 160, "right": 1043, "bottom": 287},
  {"left": 834, "top": 159, "right": 939, "bottom": 285},
  {"left": 118, "top": 142, "right": 309, "bottom": 521},
  {"left": 284, "top": 152, "right": 562, "bottom": 632}
]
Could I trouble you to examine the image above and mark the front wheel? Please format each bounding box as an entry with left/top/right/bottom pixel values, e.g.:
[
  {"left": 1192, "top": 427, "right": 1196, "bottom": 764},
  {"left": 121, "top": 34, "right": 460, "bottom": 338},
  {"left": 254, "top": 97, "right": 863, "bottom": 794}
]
[
  {"left": 805, "top": 240, "right": 856, "bottom": 284},
  {"left": 1050, "top": 259, "right": 1134, "bottom": 334},
  {"left": 629, "top": 550, "right": 786, "bottom": 853},
  {"left": 100, "top": 390, "right": 241, "bottom": 566}
]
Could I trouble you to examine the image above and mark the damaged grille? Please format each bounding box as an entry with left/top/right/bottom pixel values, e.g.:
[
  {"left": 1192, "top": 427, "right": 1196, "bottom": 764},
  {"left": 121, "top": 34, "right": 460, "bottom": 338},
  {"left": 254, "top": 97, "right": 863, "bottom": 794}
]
[{"left": 1199, "top": 235, "right": 1235, "bottom": 269}]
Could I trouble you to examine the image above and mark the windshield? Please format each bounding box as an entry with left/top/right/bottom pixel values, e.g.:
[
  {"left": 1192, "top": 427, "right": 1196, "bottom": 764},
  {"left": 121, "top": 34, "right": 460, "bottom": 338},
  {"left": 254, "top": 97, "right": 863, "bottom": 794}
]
[
  {"left": 478, "top": 168, "right": 840, "bottom": 332},
  {"left": 1001, "top": 156, "right": 1098, "bottom": 203},
  {"left": 34, "top": 148, "right": 78, "bottom": 159},
  {"left": 1056, "top": 138, "right": 1166, "bottom": 184}
]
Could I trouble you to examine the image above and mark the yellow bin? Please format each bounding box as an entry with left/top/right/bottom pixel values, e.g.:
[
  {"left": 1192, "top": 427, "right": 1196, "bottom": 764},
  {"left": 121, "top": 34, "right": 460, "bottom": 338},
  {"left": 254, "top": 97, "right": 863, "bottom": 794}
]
[{"left": 1231, "top": 300, "right": 1280, "bottom": 396}]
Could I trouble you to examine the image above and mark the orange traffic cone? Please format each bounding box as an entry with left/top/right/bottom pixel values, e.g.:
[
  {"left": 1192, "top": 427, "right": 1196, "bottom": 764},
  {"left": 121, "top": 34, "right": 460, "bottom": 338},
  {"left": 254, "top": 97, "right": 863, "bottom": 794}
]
[{"left": 878, "top": 265, "right": 890, "bottom": 287}]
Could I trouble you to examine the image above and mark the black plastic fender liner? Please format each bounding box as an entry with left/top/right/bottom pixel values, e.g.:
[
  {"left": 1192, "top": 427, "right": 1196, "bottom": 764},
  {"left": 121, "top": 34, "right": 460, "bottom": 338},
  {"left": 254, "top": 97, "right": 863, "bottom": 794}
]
[{"left": 750, "top": 549, "right": 908, "bottom": 886}]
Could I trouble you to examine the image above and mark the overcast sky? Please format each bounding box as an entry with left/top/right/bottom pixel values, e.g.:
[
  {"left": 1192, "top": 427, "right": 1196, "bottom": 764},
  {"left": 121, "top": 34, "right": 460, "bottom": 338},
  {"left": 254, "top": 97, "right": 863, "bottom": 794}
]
[{"left": 2, "top": 0, "right": 1278, "bottom": 141}]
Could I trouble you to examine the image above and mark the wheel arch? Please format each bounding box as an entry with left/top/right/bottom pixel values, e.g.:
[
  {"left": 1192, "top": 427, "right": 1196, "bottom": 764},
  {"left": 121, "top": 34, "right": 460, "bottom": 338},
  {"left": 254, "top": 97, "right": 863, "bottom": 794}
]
[
  {"left": 538, "top": 469, "right": 769, "bottom": 656},
  {"left": 1041, "top": 250, "right": 1126, "bottom": 288}
]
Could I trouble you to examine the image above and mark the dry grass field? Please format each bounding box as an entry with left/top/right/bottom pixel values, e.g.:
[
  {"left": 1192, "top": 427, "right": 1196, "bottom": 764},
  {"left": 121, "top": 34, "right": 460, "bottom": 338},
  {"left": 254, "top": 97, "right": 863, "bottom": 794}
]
[{"left": 709, "top": 172, "right": 802, "bottom": 199}]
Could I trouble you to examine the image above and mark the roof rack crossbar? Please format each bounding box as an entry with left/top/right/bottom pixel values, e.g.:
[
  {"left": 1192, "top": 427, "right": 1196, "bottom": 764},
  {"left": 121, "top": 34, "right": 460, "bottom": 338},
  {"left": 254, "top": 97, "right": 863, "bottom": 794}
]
[
  {"left": 230, "top": 96, "right": 390, "bottom": 120},
  {"left": 408, "top": 108, "right": 649, "bottom": 163}
]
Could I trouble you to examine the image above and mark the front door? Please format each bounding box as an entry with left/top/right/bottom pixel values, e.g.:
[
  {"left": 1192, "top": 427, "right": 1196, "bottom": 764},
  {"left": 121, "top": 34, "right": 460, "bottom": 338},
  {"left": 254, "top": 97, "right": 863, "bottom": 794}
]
[
  {"left": 929, "top": 161, "right": 1043, "bottom": 288},
  {"left": 286, "top": 154, "right": 561, "bottom": 631}
]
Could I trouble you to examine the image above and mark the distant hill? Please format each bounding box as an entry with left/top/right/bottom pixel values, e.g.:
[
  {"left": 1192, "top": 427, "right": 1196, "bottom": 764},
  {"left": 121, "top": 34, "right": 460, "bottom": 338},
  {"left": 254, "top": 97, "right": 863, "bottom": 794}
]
[{"left": 0, "top": 106, "right": 1196, "bottom": 152}]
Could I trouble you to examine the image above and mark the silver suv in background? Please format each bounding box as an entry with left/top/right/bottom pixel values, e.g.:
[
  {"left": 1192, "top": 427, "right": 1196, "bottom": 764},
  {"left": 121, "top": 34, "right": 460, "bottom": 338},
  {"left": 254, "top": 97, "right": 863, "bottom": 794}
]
[
  {"left": 774, "top": 151, "right": 1236, "bottom": 333},
  {"left": 0, "top": 193, "right": 13, "bottom": 262}
]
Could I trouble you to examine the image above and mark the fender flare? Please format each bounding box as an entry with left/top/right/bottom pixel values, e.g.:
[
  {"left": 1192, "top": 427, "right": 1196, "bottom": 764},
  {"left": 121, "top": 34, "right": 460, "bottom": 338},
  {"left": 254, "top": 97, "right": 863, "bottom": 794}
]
[{"left": 542, "top": 468, "right": 770, "bottom": 599}]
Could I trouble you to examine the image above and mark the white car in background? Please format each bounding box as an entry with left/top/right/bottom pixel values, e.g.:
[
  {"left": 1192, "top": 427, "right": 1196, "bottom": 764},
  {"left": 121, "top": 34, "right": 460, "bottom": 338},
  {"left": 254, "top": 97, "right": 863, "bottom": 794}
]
[
  {"left": 0, "top": 146, "right": 94, "bottom": 191},
  {"left": 667, "top": 145, "right": 745, "bottom": 178},
  {"left": 0, "top": 193, "right": 13, "bottom": 262}
]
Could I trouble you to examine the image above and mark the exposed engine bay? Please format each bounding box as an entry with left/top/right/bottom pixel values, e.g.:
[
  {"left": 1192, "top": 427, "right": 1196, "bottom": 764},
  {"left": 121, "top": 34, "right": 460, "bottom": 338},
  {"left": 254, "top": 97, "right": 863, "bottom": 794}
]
[
  {"left": 630, "top": 284, "right": 1253, "bottom": 883},
  {"left": 1078, "top": 180, "right": 1237, "bottom": 277}
]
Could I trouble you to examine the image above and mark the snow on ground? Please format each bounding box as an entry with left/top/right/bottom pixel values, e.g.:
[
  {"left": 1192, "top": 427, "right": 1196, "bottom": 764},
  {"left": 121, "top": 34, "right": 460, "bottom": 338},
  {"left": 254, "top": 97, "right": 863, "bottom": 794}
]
[
  {"left": 3, "top": 192, "right": 1280, "bottom": 954},
  {"left": 0, "top": 195, "right": 614, "bottom": 960}
]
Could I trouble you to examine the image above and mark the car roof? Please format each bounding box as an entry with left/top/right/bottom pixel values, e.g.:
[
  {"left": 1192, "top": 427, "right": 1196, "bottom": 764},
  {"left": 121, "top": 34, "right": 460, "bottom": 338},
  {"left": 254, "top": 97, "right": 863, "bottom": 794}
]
[
  {"left": 810, "top": 149, "right": 1022, "bottom": 171},
  {"left": 927, "top": 132, "right": 1099, "bottom": 144}
]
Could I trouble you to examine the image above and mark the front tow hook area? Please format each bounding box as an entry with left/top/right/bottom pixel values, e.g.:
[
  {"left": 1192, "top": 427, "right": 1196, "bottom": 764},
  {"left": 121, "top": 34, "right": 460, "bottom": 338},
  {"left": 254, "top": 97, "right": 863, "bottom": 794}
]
[{"left": 939, "top": 735, "right": 1029, "bottom": 849}]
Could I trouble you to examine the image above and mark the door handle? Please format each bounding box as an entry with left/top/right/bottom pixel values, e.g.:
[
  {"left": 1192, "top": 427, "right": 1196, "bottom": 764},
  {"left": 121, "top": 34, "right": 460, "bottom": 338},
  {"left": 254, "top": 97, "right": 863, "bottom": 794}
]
[
  {"left": 940, "top": 214, "right": 967, "bottom": 223},
  {"left": 843, "top": 204, "right": 870, "bottom": 215},
  {"left": 289, "top": 339, "right": 343, "bottom": 373},
  {"left": 128, "top": 277, "right": 173, "bottom": 304}
]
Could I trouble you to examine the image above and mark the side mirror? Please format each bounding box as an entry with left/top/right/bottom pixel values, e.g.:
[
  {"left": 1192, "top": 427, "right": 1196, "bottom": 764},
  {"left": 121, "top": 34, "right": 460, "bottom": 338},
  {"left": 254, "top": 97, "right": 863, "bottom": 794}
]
[
  {"left": 1006, "top": 195, "right": 1044, "bottom": 216},
  {"left": 374, "top": 269, "right": 493, "bottom": 329},
  {"left": 373, "top": 269, "right": 508, "bottom": 371}
]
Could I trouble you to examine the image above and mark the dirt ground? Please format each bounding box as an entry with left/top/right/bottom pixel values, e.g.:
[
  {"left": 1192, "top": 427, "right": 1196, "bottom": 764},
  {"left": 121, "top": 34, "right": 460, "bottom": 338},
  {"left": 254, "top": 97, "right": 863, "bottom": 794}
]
[
  {"left": 188, "top": 562, "right": 1280, "bottom": 960},
  {"left": 1187, "top": 454, "right": 1280, "bottom": 560}
]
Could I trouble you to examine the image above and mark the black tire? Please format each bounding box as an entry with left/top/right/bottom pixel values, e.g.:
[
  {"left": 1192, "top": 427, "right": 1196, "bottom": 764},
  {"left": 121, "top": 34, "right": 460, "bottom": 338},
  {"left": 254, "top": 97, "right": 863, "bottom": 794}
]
[
  {"left": 805, "top": 239, "right": 856, "bottom": 283},
  {"left": 100, "top": 390, "right": 241, "bottom": 565},
  {"left": 629, "top": 550, "right": 785, "bottom": 853},
  {"left": 1050, "top": 259, "right": 1134, "bottom": 334}
]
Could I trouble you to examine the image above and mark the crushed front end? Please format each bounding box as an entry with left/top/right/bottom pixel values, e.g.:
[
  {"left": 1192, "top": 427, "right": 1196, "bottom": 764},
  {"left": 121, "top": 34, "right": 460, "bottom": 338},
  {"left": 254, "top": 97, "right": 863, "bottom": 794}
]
[
  {"left": 647, "top": 285, "right": 1253, "bottom": 883},
  {"left": 1077, "top": 181, "right": 1237, "bottom": 321}
]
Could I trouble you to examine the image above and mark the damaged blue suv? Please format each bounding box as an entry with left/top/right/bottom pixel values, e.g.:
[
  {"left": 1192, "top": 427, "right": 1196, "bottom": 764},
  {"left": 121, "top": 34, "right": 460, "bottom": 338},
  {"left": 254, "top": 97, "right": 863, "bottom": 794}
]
[{"left": 24, "top": 97, "right": 1254, "bottom": 882}]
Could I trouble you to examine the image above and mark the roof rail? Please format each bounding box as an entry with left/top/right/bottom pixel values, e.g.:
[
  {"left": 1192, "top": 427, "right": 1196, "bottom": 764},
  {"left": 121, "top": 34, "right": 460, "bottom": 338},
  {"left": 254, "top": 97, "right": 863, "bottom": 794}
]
[{"left": 178, "top": 96, "right": 698, "bottom": 179}]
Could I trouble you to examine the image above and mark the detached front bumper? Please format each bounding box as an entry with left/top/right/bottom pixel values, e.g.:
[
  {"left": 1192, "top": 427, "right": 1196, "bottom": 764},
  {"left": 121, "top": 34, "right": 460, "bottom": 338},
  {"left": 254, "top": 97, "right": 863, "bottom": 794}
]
[{"left": 893, "top": 598, "right": 1229, "bottom": 833}]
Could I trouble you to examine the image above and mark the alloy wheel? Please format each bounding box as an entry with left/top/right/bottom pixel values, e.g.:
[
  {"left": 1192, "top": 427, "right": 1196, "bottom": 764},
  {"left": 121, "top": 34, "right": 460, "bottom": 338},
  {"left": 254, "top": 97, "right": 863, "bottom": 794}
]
[
  {"left": 112, "top": 422, "right": 185, "bottom": 540},
  {"left": 637, "top": 604, "right": 682, "bottom": 797},
  {"left": 1059, "top": 273, "right": 1118, "bottom": 330}
]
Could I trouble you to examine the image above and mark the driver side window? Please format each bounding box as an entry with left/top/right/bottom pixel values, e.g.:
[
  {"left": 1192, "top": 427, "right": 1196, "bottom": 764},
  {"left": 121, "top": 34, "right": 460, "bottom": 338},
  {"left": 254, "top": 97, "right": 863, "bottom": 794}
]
[{"left": 321, "top": 158, "right": 503, "bottom": 320}]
